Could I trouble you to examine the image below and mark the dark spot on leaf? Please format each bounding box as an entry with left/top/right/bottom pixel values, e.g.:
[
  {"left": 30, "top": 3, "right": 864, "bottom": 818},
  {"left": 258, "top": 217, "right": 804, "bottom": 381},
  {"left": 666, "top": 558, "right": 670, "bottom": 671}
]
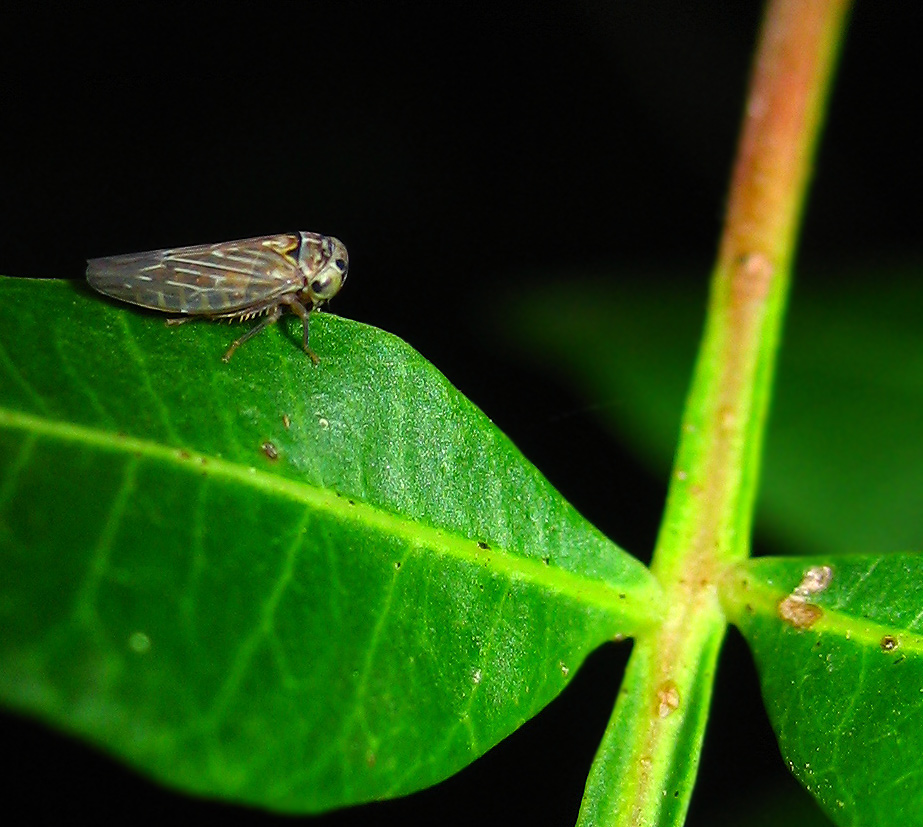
[
  {"left": 619, "top": 594, "right": 626, "bottom": 599},
  {"left": 178, "top": 449, "right": 191, "bottom": 460},
  {"left": 394, "top": 561, "right": 401, "bottom": 570},
  {"left": 745, "top": 603, "right": 754, "bottom": 614},
  {"left": 542, "top": 556, "right": 550, "bottom": 565},
  {"left": 880, "top": 635, "right": 899, "bottom": 652},
  {"left": 260, "top": 441, "right": 278, "bottom": 460},
  {"left": 348, "top": 499, "right": 355, "bottom": 506},
  {"left": 477, "top": 540, "right": 489, "bottom": 550}
]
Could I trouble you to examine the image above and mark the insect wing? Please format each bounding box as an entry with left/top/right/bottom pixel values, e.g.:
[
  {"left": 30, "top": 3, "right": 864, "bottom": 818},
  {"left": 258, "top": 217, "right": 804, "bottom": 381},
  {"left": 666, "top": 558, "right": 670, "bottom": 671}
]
[{"left": 86, "top": 234, "right": 305, "bottom": 315}]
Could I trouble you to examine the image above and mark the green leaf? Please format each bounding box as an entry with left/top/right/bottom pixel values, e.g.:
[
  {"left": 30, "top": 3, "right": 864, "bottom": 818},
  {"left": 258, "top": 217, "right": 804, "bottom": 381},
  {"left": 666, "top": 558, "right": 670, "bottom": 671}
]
[
  {"left": 0, "top": 277, "right": 661, "bottom": 813},
  {"left": 502, "top": 271, "right": 923, "bottom": 556},
  {"left": 723, "top": 554, "right": 923, "bottom": 826}
]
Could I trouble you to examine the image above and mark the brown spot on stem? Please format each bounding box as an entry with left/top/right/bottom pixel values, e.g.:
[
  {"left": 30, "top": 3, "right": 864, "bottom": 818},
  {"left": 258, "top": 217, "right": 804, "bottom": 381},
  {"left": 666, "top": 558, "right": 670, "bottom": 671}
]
[
  {"left": 719, "top": 406, "right": 737, "bottom": 430},
  {"left": 733, "top": 251, "right": 774, "bottom": 304},
  {"left": 656, "top": 681, "right": 681, "bottom": 718}
]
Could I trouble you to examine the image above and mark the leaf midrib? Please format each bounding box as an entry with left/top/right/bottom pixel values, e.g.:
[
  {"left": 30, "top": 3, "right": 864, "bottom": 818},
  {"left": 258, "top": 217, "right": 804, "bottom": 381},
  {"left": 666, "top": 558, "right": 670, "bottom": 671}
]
[
  {"left": 724, "top": 570, "right": 923, "bottom": 654},
  {"left": 0, "top": 405, "right": 645, "bottom": 623}
]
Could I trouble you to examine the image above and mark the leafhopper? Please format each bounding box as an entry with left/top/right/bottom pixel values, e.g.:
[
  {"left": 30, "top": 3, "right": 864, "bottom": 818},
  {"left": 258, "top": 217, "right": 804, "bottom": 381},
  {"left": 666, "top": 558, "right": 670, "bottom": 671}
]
[{"left": 86, "top": 231, "right": 348, "bottom": 362}]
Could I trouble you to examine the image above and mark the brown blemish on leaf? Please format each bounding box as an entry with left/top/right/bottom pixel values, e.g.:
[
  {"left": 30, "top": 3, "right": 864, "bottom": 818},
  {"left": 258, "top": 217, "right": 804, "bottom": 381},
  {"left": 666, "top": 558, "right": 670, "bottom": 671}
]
[
  {"left": 777, "top": 564, "right": 832, "bottom": 629},
  {"left": 260, "top": 441, "right": 279, "bottom": 461},
  {"left": 880, "top": 635, "right": 899, "bottom": 652},
  {"left": 477, "top": 540, "right": 490, "bottom": 550},
  {"left": 778, "top": 596, "right": 823, "bottom": 629},
  {"left": 795, "top": 565, "right": 833, "bottom": 597},
  {"left": 282, "top": 414, "right": 291, "bottom": 429}
]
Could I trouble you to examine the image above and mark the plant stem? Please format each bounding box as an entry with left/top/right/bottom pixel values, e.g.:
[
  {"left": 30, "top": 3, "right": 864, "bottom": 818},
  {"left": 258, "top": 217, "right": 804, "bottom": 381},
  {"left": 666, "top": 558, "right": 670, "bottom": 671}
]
[
  {"left": 656, "top": 0, "right": 851, "bottom": 581},
  {"left": 578, "top": 2, "right": 851, "bottom": 825}
]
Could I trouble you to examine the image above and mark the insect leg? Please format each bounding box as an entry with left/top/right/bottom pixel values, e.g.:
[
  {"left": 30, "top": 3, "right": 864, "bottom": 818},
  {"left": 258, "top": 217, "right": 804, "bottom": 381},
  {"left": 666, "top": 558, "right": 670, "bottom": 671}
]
[
  {"left": 285, "top": 298, "right": 320, "bottom": 365},
  {"left": 221, "top": 304, "right": 285, "bottom": 362}
]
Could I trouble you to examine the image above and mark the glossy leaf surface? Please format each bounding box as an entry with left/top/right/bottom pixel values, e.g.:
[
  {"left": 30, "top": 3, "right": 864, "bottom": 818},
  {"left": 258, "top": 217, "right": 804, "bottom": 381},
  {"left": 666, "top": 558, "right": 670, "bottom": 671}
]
[{"left": 0, "top": 277, "right": 661, "bottom": 813}]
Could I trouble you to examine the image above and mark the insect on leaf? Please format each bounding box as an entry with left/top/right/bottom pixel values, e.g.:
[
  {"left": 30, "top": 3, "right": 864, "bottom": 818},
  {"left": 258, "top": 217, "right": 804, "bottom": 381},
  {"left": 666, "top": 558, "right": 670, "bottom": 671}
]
[{"left": 86, "top": 231, "right": 349, "bottom": 361}]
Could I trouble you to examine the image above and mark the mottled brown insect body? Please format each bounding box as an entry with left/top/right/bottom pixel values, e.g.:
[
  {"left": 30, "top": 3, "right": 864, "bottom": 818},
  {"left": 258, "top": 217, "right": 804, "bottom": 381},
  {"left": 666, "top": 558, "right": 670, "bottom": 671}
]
[{"left": 86, "top": 231, "right": 348, "bottom": 361}]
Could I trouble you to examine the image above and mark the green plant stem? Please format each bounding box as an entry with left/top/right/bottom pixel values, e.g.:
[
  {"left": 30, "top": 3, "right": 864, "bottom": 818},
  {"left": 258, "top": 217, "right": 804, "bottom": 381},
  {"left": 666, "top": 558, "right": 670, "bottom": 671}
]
[{"left": 577, "top": 1, "right": 852, "bottom": 825}]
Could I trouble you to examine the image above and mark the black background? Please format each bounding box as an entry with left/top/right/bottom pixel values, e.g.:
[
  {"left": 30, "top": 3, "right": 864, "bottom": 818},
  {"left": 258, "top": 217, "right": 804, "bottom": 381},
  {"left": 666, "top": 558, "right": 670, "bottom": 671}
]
[{"left": 1, "top": 2, "right": 920, "bottom": 824}]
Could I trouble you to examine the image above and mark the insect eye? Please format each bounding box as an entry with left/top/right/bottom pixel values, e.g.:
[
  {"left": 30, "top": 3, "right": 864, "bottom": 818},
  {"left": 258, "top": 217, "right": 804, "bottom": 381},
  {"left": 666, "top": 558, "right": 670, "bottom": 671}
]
[
  {"left": 335, "top": 258, "right": 347, "bottom": 272},
  {"left": 310, "top": 273, "right": 340, "bottom": 299}
]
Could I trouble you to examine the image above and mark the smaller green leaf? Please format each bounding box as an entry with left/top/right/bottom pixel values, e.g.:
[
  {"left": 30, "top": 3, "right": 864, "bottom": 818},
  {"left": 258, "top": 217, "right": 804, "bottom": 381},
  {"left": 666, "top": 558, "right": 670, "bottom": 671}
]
[
  {"left": 0, "top": 277, "right": 661, "bottom": 813},
  {"left": 725, "top": 554, "right": 923, "bottom": 827}
]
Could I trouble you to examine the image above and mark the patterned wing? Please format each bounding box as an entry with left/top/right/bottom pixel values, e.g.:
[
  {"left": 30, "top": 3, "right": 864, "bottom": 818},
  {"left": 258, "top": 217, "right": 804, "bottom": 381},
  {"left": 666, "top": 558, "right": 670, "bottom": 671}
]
[{"left": 86, "top": 234, "right": 305, "bottom": 315}]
